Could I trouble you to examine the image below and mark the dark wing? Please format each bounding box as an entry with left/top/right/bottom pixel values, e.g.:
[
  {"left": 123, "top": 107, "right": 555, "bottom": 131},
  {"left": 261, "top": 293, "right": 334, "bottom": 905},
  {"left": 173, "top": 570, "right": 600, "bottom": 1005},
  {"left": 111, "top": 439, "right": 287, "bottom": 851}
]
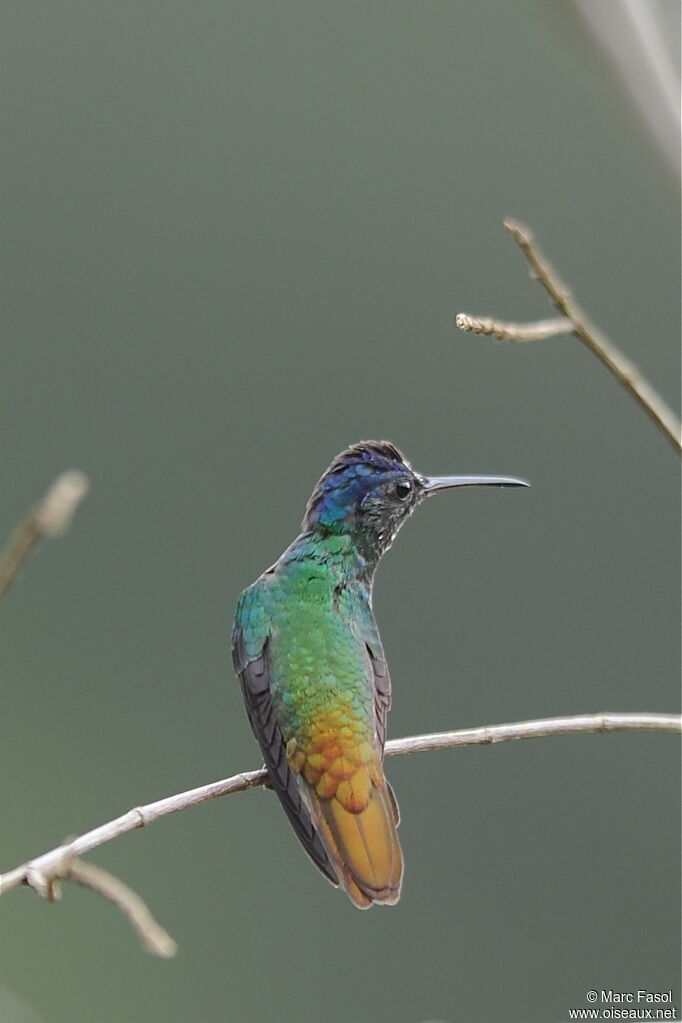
[
  {"left": 354, "top": 605, "right": 400, "bottom": 825},
  {"left": 365, "top": 640, "right": 391, "bottom": 754},
  {"left": 363, "top": 640, "right": 400, "bottom": 824},
  {"left": 231, "top": 610, "right": 339, "bottom": 886},
  {"left": 348, "top": 591, "right": 392, "bottom": 755}
]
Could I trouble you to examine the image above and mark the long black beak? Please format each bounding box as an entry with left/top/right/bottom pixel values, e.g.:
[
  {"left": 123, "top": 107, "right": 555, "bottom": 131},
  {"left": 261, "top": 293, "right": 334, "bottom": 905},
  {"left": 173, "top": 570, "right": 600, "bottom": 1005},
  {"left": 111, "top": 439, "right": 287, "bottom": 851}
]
[{"left": 422, "top": 474, "right": 530, "bottom": 494}]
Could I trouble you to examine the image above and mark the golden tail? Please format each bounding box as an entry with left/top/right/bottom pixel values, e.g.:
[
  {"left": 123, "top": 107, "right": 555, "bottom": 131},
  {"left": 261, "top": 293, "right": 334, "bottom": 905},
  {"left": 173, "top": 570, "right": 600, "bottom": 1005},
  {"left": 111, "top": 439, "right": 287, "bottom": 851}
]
[{"left": 313, "top": 770, "right": 403, "bottom": 909}]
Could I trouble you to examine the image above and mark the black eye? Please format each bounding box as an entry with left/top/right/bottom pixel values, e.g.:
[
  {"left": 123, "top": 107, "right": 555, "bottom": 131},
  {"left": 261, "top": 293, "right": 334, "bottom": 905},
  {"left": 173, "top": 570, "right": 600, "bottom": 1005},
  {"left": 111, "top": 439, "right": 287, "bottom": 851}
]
[{"left": 394, "top": 480, "right": 412, "bottom": 500}]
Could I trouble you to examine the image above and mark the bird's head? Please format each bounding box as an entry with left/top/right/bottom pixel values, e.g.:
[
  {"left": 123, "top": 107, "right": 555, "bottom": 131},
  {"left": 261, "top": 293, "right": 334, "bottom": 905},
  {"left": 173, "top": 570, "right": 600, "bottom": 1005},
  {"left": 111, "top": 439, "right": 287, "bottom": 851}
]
[{"left": 303, "top": 440, "right": 528, "bottom": 561}]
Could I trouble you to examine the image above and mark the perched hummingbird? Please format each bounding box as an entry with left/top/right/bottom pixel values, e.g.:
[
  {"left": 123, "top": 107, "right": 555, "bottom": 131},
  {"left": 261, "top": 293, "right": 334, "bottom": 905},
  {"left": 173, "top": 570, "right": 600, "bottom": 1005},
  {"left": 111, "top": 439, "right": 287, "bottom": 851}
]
[{"left": 232, "top": 441, "right": 528, "bottom": 908}]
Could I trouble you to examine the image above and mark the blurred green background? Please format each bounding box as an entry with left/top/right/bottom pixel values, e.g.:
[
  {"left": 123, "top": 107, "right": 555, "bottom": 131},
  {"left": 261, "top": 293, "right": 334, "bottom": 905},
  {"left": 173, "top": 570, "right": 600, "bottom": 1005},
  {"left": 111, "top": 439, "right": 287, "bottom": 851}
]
[{"left": 1, "top": 3, "right": 679, "bottom": 1022}]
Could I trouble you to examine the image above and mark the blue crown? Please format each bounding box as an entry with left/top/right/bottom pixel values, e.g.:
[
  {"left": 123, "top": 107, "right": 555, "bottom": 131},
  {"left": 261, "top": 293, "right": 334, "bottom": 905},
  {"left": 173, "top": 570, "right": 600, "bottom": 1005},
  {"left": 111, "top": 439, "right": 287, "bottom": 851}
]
[{"left": 303, "top": 441, "right": 411, "bottom": 530}]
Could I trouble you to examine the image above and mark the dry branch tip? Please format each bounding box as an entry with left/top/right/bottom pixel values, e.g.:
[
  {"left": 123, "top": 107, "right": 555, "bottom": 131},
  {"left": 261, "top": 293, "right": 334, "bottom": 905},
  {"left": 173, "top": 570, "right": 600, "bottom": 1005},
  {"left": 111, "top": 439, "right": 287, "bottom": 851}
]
[
  {"left": 0, "top": 469, "right": 91, "bottom": 601},
  {"left": 35, "top": 470, "right": 90, "bottom": 537}
]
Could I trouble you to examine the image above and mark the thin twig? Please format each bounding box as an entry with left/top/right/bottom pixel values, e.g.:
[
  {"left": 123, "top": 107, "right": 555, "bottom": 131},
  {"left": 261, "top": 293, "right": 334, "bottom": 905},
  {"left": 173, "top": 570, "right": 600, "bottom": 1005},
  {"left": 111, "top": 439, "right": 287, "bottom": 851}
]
[
  {"left": 1, "top": 712, "right": 678, "bottom": 949},
  {"left": 0, "top": 470, "right": 90, "bottom": 601},
  {"left": 30, "top": 852, "right": 176, "bottom": 957},
  {"left": 67, "top": 859, "right": 177, "bottom": 958},
  {"left": 455, "top": 312, "right": 573, "bottom": 343},
  {"left": 505, "top": 219, "right": 681, "bottom": 451},
  {"left": 455, "top": 220, "right": 682, "bottom": 454}
]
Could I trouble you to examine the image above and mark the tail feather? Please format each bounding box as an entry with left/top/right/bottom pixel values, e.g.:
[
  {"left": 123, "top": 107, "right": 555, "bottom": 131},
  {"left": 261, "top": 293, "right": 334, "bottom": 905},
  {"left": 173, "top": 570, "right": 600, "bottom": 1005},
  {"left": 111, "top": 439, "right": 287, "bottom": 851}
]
[{"left": 312, "top": 778, "right": 403, "bottom": 908}]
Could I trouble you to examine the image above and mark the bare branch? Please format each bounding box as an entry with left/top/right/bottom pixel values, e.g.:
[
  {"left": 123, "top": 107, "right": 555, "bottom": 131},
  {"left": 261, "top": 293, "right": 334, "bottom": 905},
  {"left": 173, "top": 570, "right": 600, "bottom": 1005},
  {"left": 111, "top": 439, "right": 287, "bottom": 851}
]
[
  {"left": 29, "top": 851, "right": 176, "bottom": 957},
  {"left": 455, "top": 219, "right": 682, "bottom": 454},
  {"left": 387, "top": 711, "right": 681, "bottom": 754},
  {"left": 66, "top": 859, "right": 177, "bottom": 958},
  {"left": 0, "top": 470, "right": 90, "bottom": 601},
  {"left": 0, "top": 769, "right": 268, "bottom": 899},
  {"left": 1, "top": 711, "right": 678, "bottom": 951}
]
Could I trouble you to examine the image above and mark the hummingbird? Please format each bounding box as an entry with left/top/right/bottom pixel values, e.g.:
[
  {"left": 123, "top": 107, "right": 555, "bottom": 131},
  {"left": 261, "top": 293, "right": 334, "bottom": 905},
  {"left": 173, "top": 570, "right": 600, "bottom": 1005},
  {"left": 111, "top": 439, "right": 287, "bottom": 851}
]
[{"left": 232, "top": 441, "right": 528, "bottom": 908}]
